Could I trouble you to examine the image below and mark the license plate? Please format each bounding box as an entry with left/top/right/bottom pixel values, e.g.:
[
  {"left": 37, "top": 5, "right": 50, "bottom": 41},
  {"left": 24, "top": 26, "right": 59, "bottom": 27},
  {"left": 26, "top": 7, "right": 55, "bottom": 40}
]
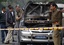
[{"left": 35, "top": 36, "right": 47, "bottom": 39}]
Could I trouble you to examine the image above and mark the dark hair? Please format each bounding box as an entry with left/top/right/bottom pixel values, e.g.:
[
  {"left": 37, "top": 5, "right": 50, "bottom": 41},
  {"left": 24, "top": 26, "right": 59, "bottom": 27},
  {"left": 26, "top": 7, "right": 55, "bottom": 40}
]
[
  {"left": 8, "top": 5, "right": 11, "bottom": 8},
  {"left": 9, "top": 6, "right": 13, "bottom": 9},
  {"left": 49, "top": 1, "right": 55, "bottom": 5},
  {"left": 47, "top": 1, "right": 56, "bottom": 7},
  {"left": 50, "top": 3, "right": 58, "bottom": 8},
  {"left": 48, "top": 1, "right": 58, "bottom": 8},
  {"left": 2, "top": 6, "right": 6, "bottom": 10}
]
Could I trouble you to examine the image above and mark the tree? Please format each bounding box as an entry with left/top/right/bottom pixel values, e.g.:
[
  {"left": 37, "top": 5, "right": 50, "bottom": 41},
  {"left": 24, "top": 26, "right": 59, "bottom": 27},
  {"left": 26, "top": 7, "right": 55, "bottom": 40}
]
[
  {"left": 62, "top": 0, "right": 64, "bottom": 3},
  {"left": 0, "top": 0, "right": 7, "bottom": 2}
]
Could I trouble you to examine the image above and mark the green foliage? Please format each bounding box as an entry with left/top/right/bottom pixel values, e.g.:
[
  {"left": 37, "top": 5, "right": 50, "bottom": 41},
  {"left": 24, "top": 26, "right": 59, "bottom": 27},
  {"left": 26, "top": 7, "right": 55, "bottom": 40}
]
[
  {"left": 62, "top": 0, "right": 64, "bottom": 2},
  {"left": 0, "top": 0, "right": 7, "bottom": 2}
]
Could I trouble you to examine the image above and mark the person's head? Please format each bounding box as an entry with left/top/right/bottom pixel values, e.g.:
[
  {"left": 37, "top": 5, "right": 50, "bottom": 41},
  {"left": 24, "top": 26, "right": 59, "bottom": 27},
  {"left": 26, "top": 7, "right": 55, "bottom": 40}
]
[
  {"left": 50, "top": 3, "right": 58, "bottom": 11},
  {"left": 9, "top": 7, "right": 13, "bottom": 12},
  {"left": 2, "top": 6, "right": 6, "bottom": 12},
  {"left": 16, "top": 5, "right": 20, "bottom": 12},
  {"left": 47, "top": 1, "right": 55, "bottom": 6},
  {"left": 8, "top": 5, "right": 12, "bottom": 9}
]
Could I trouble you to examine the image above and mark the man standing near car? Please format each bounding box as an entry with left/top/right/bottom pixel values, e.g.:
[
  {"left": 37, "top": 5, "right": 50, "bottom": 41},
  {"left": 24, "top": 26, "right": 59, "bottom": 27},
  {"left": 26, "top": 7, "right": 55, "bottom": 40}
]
[
  {"left": 0, "top": 7, "right": 8, "bottom": 43},
  {"left": 4, "top": 6, "right": 15, "bottom": 44},
  {"left": 49, "top": 3, "right": 62, "bottom": 45},
  {"left": 15, "top": 5, "right": 23, "bottom": 28}
]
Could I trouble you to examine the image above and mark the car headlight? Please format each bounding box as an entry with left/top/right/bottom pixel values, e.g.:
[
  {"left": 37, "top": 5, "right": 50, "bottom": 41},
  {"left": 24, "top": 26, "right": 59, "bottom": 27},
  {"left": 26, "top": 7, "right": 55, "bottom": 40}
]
[{"left": 21, "top": 30, "right": 31, "bottom": 34}]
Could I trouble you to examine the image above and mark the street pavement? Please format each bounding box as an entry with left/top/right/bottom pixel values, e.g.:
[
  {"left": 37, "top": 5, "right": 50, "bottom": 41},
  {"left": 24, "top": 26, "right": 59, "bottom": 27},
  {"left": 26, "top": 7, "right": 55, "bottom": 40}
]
[
  {"left": 0, "top": 31, "right": 11, "bottom": 45},
  {"left": 0, "top": 30, "right": 18, "bottom": 45}
]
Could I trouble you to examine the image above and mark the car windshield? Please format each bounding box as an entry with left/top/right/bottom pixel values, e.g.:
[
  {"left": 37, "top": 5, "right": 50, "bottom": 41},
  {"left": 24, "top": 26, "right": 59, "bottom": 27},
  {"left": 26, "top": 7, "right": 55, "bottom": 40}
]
[{"left": 24, "top": 1, "right": 52, "bottom": 28}]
